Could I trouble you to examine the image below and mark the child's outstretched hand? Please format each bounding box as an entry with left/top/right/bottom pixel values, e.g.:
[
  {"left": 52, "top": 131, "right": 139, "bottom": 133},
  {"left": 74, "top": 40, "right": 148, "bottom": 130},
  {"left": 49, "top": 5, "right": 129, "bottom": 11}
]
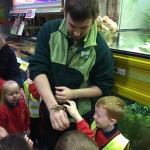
[
  {"left": 24, "top": 135, "right": 33, "bottom": 150},
  {"left": 26, "top": 78, "right": 33, "bottom": 85},
  {"left": 0, "top": 126, "right": 8, "bottom": 139},
  {"left": 64, "top": 100, "right": 82, "bottom": 122}
]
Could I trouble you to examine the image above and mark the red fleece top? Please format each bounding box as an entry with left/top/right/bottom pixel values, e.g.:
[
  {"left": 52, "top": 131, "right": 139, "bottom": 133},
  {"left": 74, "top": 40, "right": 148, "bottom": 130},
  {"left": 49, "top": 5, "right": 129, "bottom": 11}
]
[
  {"left": 76, "top": 119, "right": 120, "bottom": 149},
  {"left": 0, "top": 77, "right": 4, "bottom": 95},
  {"left": 29, "top": 83, "right": 40, "bottom": 100},
  {"left": 0, "top": 100, "right": 30, "bottom": 134}
]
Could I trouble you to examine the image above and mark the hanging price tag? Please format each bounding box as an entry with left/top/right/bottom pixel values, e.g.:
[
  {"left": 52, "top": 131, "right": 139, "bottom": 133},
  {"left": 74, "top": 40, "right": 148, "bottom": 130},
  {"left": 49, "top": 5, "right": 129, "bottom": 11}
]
[
  {"left": 19, "top": 61, "right": 29, "bottom": 71},
  {"left": 25, "top": 9, "right": 36, "bottom": 18}
]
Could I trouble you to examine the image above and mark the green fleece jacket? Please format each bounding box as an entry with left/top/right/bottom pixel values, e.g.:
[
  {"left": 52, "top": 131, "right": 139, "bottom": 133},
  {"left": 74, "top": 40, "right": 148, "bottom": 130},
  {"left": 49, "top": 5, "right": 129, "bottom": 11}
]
[{"left": 29, "top": 19, "right": 114, "bottom": 115}]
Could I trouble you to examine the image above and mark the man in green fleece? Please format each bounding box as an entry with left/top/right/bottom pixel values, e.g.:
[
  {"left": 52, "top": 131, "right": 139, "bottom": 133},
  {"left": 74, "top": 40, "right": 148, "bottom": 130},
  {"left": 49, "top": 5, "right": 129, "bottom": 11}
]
[{"left": 29, "top": 0, "right": 114, "bottom": 149}]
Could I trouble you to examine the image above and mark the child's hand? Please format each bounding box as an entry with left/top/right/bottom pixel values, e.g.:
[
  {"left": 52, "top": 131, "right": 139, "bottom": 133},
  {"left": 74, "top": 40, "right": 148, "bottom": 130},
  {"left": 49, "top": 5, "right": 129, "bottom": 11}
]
[
  {"left": 26, "top": 78, "right": 33, "bottom": 85},
  {"left": 20, "top": 88, "right": 28, "bottom": 105},
  {"left": 64, "top": 100, "right": 82, "bottom": 122},
  {"left": 26, "top": 130, "right": 30, "bottom": 136},
  {"left": 0, "top": 126, "right": 8, "bottom": 139},
  {"left": 24, "top": 135, "right": 33, "bottom": 150}
]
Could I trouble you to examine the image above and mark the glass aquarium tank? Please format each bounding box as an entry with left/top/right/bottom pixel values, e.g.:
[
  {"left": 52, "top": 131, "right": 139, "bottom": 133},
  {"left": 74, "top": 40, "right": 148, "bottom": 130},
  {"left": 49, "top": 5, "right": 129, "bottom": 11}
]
[
  {"left": 99, "top": 1, "right": 150, "bottom": 148},
  {"left": 99, "top": 0, "right": 150, "bottom": 57}
]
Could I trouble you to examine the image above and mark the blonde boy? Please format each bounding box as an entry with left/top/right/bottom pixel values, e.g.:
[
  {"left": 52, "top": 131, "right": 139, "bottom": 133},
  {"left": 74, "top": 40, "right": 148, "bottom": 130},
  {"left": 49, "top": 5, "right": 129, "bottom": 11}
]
[{"left": 0, "top": 80, "right": 30, "bottom": 135}]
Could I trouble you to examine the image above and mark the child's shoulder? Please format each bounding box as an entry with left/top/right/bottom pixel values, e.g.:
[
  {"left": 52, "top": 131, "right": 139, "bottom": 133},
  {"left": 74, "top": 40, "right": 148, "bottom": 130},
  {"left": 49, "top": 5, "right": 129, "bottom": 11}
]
[
  {"left": 19, "top": 99, "right": 25, "bottom": 105},
  {"left": 0, "top": 103, "right": 8, "bottom": 111},
  {"left": 0, "top": 102, "right": 6, "bottom": 106}
]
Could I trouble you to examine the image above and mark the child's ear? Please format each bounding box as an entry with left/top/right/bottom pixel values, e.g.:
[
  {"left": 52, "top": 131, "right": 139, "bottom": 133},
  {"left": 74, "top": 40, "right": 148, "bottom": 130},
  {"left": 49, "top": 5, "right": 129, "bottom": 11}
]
[
  {"left": 94, "top": 14, "right": 99, "bottom": 22},
  {"left": 110, "top": 118, "right": 117, "bottom": 125}
]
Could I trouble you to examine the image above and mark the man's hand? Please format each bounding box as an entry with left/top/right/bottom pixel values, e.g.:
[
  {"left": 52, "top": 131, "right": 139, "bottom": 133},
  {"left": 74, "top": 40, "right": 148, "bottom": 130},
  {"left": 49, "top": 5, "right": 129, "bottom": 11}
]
[
  {"left": 55, "top": 86, "right": 74, "bottom": 103},
  {"left": 64, "top": 100, "right": 82, "bottom": 122},
  {"left": 50, "top": 109, "right": 70, "bottom": 131}
]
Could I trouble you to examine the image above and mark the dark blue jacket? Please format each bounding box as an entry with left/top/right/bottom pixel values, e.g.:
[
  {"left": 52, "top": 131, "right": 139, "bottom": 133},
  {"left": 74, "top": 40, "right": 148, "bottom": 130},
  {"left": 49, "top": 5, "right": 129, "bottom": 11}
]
[{"left": 0, "top": 44, "right": 23, "bottom": 87}]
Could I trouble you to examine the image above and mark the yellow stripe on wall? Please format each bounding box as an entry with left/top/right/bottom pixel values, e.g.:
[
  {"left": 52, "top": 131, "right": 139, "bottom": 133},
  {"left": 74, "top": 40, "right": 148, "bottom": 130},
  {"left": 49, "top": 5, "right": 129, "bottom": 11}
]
[{"left": 113, "top": 53, "right": 150, "bottom": 106}]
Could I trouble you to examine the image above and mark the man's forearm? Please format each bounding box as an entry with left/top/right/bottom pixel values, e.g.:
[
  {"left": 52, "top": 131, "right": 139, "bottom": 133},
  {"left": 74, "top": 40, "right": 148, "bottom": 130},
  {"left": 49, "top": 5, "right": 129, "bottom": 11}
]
[
  {"left": 33, "top": 74, "right": 57, "bottom": 111},
  {"left": 72, "top": 85, "right": 102, "bottom": 99}
]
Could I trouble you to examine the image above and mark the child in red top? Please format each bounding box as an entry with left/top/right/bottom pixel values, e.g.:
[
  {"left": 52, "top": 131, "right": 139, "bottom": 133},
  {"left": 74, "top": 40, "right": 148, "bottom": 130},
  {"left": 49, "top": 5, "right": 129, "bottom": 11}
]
[
  {"left": 23, "top": 69, "right": 44, "bottom": 149},
  {"left": 64, "top": 96, "right": 129, "bottom": 150},
  {"left": 0, "top": 80, "right": 30, "bottom": 135},
  {"left": 0, "top": 77, "right": 4, "bottom": 99}
]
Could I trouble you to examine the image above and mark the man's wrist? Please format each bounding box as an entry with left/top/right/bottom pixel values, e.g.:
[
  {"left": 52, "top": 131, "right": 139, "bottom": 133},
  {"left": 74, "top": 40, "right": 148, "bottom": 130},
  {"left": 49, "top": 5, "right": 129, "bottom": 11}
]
[
  {"left": 72, "top": 89, "right": 77, "bottom": 99},
  {"left": 50, "top": 104, "right": 65, "bottom": 112}
]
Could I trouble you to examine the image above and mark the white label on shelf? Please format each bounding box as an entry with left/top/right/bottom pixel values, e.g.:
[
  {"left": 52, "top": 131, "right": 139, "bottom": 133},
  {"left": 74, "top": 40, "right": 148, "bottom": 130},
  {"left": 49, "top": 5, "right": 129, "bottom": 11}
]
[
  {"left": 17, "top": 21, "right": 25, "bottom": 36},
  {"left": 114, "top": 67, "right": 126, "bottom": 76}
]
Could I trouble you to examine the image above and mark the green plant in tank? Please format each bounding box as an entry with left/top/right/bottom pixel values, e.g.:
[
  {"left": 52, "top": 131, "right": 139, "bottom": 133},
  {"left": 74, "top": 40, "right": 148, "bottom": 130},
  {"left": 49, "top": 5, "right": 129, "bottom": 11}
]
[
  {"left": 143, "top": 8, "right": 150, "bottom": 22},
  {"left": 143, "top": 8, "right": 150, "bottom": 42},
  {"left": 118, "top": 102, "right": 150, "bottom": 149}
]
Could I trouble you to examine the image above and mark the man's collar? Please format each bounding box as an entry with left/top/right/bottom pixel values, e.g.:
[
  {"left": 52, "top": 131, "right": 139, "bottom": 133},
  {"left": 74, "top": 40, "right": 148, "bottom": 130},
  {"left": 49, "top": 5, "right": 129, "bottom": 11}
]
[{"left": 59, "top": 19, "right": 97, "bottom": 48}]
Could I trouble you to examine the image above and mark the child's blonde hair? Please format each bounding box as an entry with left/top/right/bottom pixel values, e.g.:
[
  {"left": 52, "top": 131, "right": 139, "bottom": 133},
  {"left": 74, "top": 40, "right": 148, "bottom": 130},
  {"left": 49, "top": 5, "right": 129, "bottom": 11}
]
[
  {"left": 96, "top": 96, "right": 125, "bottom": 121},
  {"left": 1, "top": 80, "right": 20, "bottom": 103}
]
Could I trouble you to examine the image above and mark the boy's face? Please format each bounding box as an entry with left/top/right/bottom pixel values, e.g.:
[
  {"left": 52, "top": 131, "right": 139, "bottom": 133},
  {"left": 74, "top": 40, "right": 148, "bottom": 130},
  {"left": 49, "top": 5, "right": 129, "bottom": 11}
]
[
  {"left": 4, "top": 84, "right": 21, "bottom": 106},
  {"left": 93, "top": 106, "right": 113, "bottom": 131},
  {"left": 66, "top": 13, "right": 93, "bottom": 43}
]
